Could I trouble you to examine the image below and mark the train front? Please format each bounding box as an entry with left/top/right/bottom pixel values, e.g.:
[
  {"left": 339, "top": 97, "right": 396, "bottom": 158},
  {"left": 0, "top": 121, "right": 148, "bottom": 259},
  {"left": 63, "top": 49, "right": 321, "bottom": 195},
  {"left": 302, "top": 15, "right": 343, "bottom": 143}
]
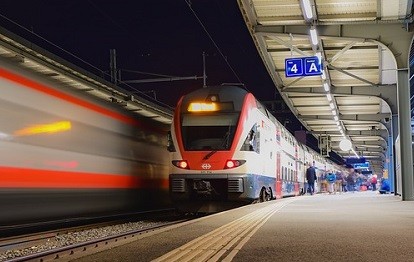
[{"left": 168, "top": 86, "right": 253, "bottom": 212}]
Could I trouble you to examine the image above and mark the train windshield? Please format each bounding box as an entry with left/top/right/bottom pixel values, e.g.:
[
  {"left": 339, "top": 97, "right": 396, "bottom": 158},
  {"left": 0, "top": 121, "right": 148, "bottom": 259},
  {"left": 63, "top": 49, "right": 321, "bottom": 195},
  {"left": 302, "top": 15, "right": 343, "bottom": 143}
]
[{"left": 181, "top": 113, "right": 239, "bottom": 151}]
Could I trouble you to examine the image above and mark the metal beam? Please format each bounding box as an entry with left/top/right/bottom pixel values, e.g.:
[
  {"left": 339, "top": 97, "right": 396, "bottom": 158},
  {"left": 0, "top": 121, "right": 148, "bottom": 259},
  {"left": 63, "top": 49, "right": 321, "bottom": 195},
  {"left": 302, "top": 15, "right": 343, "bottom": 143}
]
[
  {"left": 265, "top": 35, "right": 309, "bottom": 57},
  {"left": 328, "top": 41, "right": 358, "bottom": 63},
  {"left": 255, "top": 35, "right": 284, "bottom": 87},
  {"left": 335, "top": 150, "right": 386, "bottom": 157},
  {"left": 311, "top": 130, "right": 387, "bottom": 141},
  {"left": 318, "top": 13, "right": 378, "bottom": 21},
  {"left": 240, "top": 0, "right": 258, "bottom": 26},
  {"left": 347, "top": 131, "right": 388, "bottom": 141},
  {"left": 353, "top": 147, "right": 385, "bottom": 153},
  {"left": 331, "top": 138, "right": 386, "bottom": 146},
  {"left": 284, "top": 84, "right": 397, "bottom": 113},
  {"left": 258, "top": 16, "right": 306, "bottom": 24},
  {"left": 301, "top": 113, "right": 390, "bottom": 122},
  {"left": 397, "top": 69, "right": 414, "bottom": 200},
  {"left": 282, "top": 77, "right": 306, "bottom": 90},
  {"left": 327, "top": 64, "right": 377, "bottom": 86},
  {"left": 255, "top": 24, "right": 413, "bottom": 68}
]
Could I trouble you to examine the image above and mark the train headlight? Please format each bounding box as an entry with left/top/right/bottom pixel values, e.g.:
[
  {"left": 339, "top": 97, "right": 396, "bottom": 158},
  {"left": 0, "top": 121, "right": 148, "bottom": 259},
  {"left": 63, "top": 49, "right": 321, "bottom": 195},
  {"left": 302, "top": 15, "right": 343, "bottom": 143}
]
[
  {"left": 172, "top": 160, "right": 189, "bottom": 169},
  {"left": 224, "top": 160, "right": 246, "bottom": 169}
]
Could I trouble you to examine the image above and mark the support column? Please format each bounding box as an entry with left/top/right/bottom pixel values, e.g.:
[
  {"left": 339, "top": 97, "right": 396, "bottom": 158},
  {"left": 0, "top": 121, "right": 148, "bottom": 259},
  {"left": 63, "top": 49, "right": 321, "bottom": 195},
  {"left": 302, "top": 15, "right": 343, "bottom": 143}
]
[
  {"left": 391, "top": 115, "right": 398, "bottom": 194},
  {"left": 397, "top": 69, "right": 414, "bottom": 200},
  {"left": 387, "top": 129, "right": 395, "bottom": 193}
]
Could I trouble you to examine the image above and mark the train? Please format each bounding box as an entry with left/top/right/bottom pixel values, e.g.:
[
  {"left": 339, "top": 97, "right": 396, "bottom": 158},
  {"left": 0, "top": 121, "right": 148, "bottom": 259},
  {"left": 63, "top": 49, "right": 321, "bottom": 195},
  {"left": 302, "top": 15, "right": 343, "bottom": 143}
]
[
  {"left": 168, "top": 85, "right": 343, "bottom": 212},
  {"left": 0, "top": 58, "right": 170, "bottom": 226}
]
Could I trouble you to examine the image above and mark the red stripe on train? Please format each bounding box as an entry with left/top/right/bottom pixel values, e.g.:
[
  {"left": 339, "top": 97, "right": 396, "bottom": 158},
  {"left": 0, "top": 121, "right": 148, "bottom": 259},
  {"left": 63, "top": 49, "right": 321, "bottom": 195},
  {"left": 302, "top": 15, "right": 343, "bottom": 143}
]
[
  {"left": 0, "top": 67, "right": 138, "bottom": 126},
  {"left": 0, "top": 166, "right": 169, "bottom": 189}
]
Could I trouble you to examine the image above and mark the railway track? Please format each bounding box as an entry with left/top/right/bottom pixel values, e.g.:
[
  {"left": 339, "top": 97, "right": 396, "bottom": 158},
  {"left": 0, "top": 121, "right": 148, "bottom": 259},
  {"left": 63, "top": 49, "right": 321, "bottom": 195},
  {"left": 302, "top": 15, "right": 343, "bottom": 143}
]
[{"left": 1, "top": 209, "right": 197, "bottom": 262}]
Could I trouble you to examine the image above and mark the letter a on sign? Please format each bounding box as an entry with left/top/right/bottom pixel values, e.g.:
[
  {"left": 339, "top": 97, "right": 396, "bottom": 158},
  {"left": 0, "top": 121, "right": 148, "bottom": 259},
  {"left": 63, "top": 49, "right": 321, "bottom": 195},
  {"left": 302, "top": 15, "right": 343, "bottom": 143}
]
[
  {"left": 304, "top": 57, "right": 322, "bottom": 76},
  {"left": 309, "top": 62, "right": 318, "bottom": 72}
]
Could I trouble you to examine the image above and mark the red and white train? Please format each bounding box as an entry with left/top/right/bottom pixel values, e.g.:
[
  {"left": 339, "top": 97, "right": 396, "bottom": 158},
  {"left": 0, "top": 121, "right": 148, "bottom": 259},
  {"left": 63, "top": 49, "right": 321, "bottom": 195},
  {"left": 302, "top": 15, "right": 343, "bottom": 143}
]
[
  {"left": 168, "top": 85, "right": 342, "bottom": 211},
  {"left": 0, "top": 56, "right": 170, "bottom": 226}
]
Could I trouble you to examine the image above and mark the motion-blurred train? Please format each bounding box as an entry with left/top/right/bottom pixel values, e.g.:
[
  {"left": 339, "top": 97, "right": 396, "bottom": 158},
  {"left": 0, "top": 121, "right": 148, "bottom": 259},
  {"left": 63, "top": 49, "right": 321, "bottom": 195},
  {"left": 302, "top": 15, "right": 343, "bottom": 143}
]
[
  {"left": 168, "top": 86, "right": 342, "bottom": 211},
  {"left": 0, "top": 58, "right": 170, "bottom": 226}
]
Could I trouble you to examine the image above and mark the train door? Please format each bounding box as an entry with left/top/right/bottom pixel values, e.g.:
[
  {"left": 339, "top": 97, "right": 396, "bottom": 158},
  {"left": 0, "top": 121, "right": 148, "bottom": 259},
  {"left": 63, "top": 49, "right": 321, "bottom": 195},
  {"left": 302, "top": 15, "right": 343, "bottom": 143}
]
[{"left": 276, "top": 151, "right": 282, "bottom": 199}]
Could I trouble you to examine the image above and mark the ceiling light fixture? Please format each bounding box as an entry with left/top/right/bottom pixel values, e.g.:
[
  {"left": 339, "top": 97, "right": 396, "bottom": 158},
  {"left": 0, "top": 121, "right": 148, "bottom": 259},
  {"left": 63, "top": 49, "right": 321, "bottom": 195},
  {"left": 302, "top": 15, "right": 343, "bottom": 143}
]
[
  {"left": 321, "top": 70, "right": 326, "bottom": 80},
  {"left": 323, "top": 82, "right": 330, "bottom": 92},
  {"left": 301, "top": 0, "right": 314, "bottom": 19},
  {"left": 310, "top": 27, "right": 318, "bottom": 46},
  {"left": 327, "top": 93, "right": 332, "bottom": 101}
]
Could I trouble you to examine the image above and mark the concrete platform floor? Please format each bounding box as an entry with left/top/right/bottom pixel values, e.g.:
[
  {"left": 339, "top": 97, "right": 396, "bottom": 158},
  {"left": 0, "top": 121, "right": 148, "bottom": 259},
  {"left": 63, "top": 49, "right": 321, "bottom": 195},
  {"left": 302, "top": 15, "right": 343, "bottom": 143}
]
[{"left": 73, "top": 191, "right": 414, "bottom": 262}]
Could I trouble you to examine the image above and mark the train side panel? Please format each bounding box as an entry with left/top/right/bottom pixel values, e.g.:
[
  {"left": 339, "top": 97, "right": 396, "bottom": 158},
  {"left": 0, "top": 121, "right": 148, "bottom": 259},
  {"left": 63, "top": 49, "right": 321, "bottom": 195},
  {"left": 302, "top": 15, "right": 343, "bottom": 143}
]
[{"left": 0, "top": 59, "right": 170, "bottom": 225}]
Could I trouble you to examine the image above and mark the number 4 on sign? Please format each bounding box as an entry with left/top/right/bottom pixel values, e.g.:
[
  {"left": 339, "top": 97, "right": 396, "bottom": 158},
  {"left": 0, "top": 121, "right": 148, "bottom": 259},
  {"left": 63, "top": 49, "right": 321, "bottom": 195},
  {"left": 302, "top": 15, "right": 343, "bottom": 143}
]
[
  {"left": 285, "top": 58, "right": 303, "bottom": 77},
  {"left": 291, "top": 63, "right": 298, "bottom": 73}
]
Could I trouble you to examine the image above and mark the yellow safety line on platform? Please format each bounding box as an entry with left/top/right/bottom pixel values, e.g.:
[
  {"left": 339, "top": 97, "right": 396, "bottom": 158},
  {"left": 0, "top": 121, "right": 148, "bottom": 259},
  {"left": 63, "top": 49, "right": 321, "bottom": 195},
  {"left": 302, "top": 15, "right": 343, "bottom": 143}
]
[{"left": 152, "top": 198, "right": 297, "bottom": 262}]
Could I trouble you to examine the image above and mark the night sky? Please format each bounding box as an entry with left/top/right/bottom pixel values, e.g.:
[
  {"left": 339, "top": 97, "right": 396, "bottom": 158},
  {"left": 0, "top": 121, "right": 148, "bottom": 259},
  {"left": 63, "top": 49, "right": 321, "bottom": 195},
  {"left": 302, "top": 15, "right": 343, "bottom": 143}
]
[{"left": 0, "top": 1, "right": 320, "bottom": 149}]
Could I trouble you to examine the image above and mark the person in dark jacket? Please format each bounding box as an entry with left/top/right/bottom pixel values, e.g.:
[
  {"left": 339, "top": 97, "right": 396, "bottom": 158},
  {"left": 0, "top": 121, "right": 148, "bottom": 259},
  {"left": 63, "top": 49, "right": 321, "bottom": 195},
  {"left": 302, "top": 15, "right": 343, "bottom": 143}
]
[
  {"left": 346, "top": 168, "right": 356, "bottom": 193},
  {"left": 306, "top": 162, "right": 317, "bottom": 195}
]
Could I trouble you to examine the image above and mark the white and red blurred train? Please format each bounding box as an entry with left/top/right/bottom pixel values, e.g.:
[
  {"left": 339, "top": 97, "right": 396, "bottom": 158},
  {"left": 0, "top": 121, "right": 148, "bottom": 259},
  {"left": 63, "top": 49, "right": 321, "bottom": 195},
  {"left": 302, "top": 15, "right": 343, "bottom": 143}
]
[
  {"left": 0, "top": 57, "right": 170, "bottom": 226},
  {"left": 168, "top": 85, "right": 342, "bottom": 211}
]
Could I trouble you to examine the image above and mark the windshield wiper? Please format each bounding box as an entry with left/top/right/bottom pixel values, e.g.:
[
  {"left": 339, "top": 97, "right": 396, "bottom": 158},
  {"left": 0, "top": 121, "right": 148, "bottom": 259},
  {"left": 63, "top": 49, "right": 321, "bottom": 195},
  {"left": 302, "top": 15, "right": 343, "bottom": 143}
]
[
  {"left": 222, "top": 124, "right": 232, "bottom": 149},
  {"left": 203, "top": 125, "right": 232, "bottom": 160},
  {"left": 203, "top": 150, "right": 217, "bottom": 160}
]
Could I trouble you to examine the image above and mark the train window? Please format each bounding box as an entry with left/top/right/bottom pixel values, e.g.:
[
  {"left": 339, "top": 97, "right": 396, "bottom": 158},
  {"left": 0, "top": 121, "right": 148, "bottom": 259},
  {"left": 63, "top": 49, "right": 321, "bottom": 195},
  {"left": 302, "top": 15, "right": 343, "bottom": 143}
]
[
  {"left": 257, "top": 101, "right": 268, "bottom": 117},
  {"left": 167, "top": 131, "right": 176, "bottom": 152},
  {"left": 181, "top": 113, "right": 239, "bottom": 151},
  {"left": 241, "top": 124, "right": 260, "bottom": 153}
]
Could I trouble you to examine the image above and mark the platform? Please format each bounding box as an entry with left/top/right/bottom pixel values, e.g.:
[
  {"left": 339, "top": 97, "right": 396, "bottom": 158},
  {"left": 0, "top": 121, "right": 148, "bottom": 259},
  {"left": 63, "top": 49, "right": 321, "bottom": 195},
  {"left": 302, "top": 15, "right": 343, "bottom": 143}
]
[{"left": 73, "top": 191, "right": 414, "bottom": 262}]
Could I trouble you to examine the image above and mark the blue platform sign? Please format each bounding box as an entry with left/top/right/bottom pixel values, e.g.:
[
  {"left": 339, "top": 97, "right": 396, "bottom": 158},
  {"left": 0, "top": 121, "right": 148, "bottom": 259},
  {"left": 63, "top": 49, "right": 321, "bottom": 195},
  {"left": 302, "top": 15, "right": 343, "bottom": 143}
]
[
  {"left": 285, "top": 58, "right": 303, "bottom": 77},
  {"left": 353, "top": 162, "right": 370, "bottom": 169},
  {"left": 285, "top": 56, "right": 322, "bottom": 77},
  {"left": 346, "top": 157, "right": 366, "bottom": 165}
]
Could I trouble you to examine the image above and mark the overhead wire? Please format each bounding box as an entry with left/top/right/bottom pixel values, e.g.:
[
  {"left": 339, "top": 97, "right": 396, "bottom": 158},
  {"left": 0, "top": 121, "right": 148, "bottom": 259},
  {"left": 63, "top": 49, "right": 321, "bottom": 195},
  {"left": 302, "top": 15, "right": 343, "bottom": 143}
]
[{"left": 184, "top": 0, "right": 247, "bottom": 91}]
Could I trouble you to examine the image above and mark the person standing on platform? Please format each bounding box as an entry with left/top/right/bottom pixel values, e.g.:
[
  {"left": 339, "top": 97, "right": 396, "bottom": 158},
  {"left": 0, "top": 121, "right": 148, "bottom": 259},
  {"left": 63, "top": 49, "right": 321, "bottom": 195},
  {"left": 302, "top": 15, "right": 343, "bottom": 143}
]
[
  {"left": 326, "top": 170, "right": 336, "bottom": 194},
  {"left": 341, "top": 174, "right": 347, "bottom": 192},
  {"left": 336, "top": 171, "right": 343, "bottom": 193},
  {"left": 320, "top": 172, "right": 327, "bottom": 192},
  {"left": 346, "top": 168, "right": 356, "bottom": 193},
  {"left": 371, "top": 175, "right": 378, "bottom": 191},
  {"left": 306, "top": 162, "right": 317, "bottom": 195}
]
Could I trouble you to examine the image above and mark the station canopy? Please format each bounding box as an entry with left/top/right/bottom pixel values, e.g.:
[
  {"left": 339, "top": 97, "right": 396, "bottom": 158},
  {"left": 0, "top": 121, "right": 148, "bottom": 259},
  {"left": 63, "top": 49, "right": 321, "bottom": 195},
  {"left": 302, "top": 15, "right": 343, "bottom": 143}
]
[{"left": 238, "top": 0, "right": 414, "bottom": 174}]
